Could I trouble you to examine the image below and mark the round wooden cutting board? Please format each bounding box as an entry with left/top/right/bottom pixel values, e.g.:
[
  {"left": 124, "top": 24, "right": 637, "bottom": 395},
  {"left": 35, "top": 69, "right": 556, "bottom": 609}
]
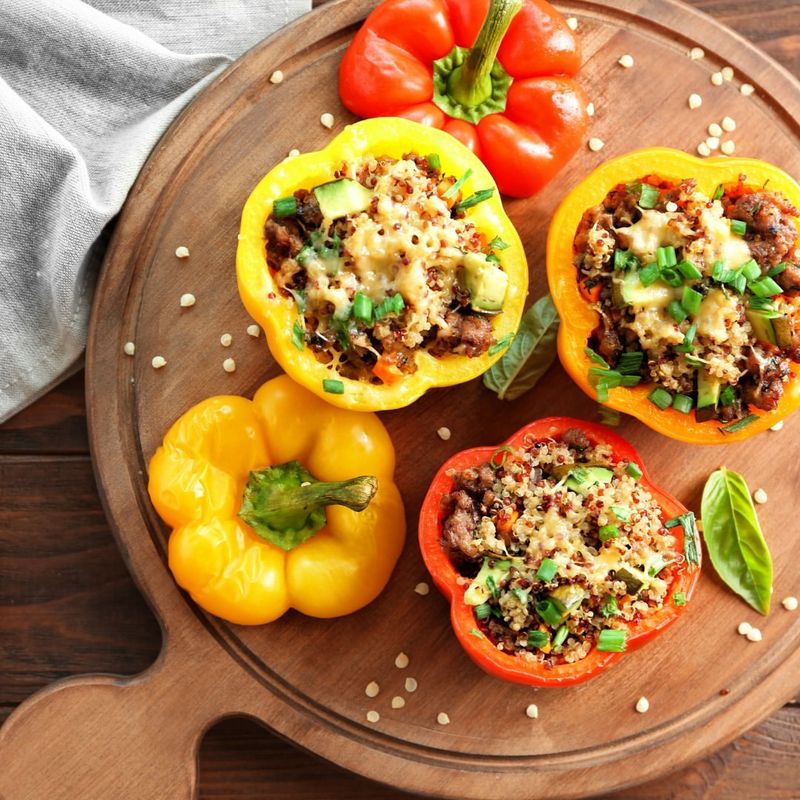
[{"left": 2, "top": 1, "right": 800, "bottom": 798}]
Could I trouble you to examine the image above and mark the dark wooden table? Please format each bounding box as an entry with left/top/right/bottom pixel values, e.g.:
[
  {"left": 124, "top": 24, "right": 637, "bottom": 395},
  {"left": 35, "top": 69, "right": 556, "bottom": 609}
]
[{"left": 2, "top": 2, "right": 799, "bottom": 797}]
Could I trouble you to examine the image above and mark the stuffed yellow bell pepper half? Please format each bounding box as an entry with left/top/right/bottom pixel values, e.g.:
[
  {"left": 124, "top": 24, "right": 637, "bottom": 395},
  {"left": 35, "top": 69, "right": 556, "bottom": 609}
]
[
  {"left": 237, "top": 117, "right": 527, "bottom": 412},
  {"left": 148, "top": 375, "right": 405, "bottom": 625}
]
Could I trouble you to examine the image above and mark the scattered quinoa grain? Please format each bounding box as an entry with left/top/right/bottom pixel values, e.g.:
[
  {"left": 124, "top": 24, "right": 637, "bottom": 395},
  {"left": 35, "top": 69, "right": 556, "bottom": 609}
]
[
  {"left": 618, "top": 54, "right": 634, "bottom": 69},
  {"left": 391, "top": 696, "right": 406, "bottom": 709},
  {"left": 220, "top": 333, "right": 233, "bottom": 347},
  {"left": 740, "top": 83, "right": 754, "bottom": 96},
  {"left": 366, "top": 710, "right": 380, "bottom": 723},
  {"left": 665, "top": 201, "right": 678, "bottom": 213},
  {"left": 738, "top": 621, "right": 753, "bottom": 636},
  {"left": 437, "top": 426, "right": 451, "bottom": 441},
  {"left": 689, "top": 46, "right": 705, "bottom": 61},
  {"left": 721, "top": 66, "right": 734, "bottom": 81},
  {"left": 721, "top": 116, "right": 736, "bottom": 132},
  {"left": 175, "top": 246, "right": 190, "bottom": 258},
  {"left": 697, "top": 142, "right": 712, "bottom": 157},
  {"left": 566, "top": 16, "right": 578, "bottom": 30},
  {"left": 721, "top": 140, "right": 736, "bottom": 155},
  {"left": 269, "top": 70, "right": 284, "bottom": 84},
  {"left": 395, "top": 652, "right": 409, "bottom": 669},
  {"left": 746, "top": 627, "right": 762, "bottom": 642},
  {"left": 123, "top": 341, "right": 135, "bottom": 356},
  {"left": 586, "top": 102, "right": 595, "bottom": 117},
  {"left": 222, "top": 358, "right": 236, "bottom": 373},
  {"left": 708, "top": 122, "right": 723, "bottom": 137},
  {"left": 753, "top": 488, "right": 768, "bottom": 504},
  {"left": 588, "top": 137, "right": 605, "bottom": 152},
  {"left": 706, "top": 136, "right": 720, "bottom": 151},
  {"left": 635, "top": 696, "right": 650, "bottom": 714},
  {"left": 320, "top": 112, "right": 335, "bottom": 129},
  {"left": 436, "top": 712, "right": 450, "bottom": 726},
  {"left": 365, "top": 681, "right": 380, "bottom": 698},
  {"left": 246, "top": 324, "right": 261, "bottom": 338},
  {"left": 525, "top": 703, "right": 539, "bottom": 719},
  {"left": 711, "top": 71, "right": 724, "bottom": 86},
  {"left": 688, "top": 93, "right": 702, "bottom": 110},
  {"left": 782, "top": 596, "right": 798, "bottom": 611},
  {"left": 405, "top": 677, "right": 418, "bottom": 693},
  {"left": 770, "top": 420, "right": 784, "bottom": 431},
  {"left": 414, "top": 582, "right": 430, "bottom": 596},
  {"left": 151, "top": 356, "right": 167, "bottom": 369},
  {"left": 288, "top": 148, "right": 300, "bottom": 158},
  {"left": 179, "top": 293, "right": 196, "bottom": 308}
]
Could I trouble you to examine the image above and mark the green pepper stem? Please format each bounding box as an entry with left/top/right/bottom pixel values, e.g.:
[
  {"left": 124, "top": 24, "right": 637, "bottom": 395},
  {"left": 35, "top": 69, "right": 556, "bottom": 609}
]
[
  {"left": 448, "top": 0, "right": 523, "bottom": 108},
  {"left": 265, "top": 475, "right": 377, "bottom": 519}
]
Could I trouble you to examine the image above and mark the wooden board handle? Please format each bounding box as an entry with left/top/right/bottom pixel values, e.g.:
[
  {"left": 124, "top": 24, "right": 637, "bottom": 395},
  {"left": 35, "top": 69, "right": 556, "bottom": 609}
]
[{"left": 0, "top": 644, "right": 230, "bottom": 800}]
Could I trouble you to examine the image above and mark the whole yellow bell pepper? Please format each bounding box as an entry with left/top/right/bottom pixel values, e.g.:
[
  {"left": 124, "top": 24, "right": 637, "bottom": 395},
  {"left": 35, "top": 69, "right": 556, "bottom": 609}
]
[
  {"left": 147, "top": 375, "right": 405, "bottom": 625},
  {"left": 236, "top": 117, "right": 527, "bottom": 412},
  {"left": 547, "top": 147, "right": 800, "bottom": 444}
]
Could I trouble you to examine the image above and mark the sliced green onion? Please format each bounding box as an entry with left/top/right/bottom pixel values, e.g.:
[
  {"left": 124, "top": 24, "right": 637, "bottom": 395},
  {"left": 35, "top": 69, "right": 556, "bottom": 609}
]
[
  {"left": 291, "top": 319, "right": 305, "bottom": 351},
  {"left": 660, "top": 267, "right": 683, "bottom": 287},
  {"left": 352, "top": 292, "right": 374, "bottom": 324},
  {"left": 668, "top": 300, "right": 687, "bottom": 323},
  {"left": 748, "top": 296, "right": 775, "bottom": 311},
  {"left": 639, "top": 262, "right": 661, "bottom": 287},
  {"left": 426, "top": 153, "right": 441, "bottom": 171},
  {"left": 489, "top": 235, "right": 509, "bottom": 251},
  {"left": 287, "top": 287, "right": 307, "bottom": 313},
  {"left": 719, "top": 385, "right": 736, "bottom": 406},
  {"left": 295, "top": 246, "right": 316, "bottom": 267},
  {"left": 657, "top": 246, "right": 677, "bottom": 268},
  {"left": 730, "top": 219, "right": 747, "bottom": 235},
  {"left": 488, "top": 333, "right": 514, "bottom": 356},
  {"left": 273, "top": 195, "right": 298, "bottom": 218},
  {"left": 677, "top": 260, "right": 703, "bottom": 281},
  {"left": 638, "top": 183, "right": 659, "bottom": 209},
  {"left": 711, "top": 260, "right": 728, "bottom": 281},
  {"left": 601, "top": 596, "right": 621, "bottom": 617},
  {"left": 442, "top": 168, "right": 473, "bottom": 198},
  {"left": 486, "top": 574, "right": 500, "bottom": 600},
  {"left": 749, "top": 276, "right": 783, "bottom": 297},
  {"left": 599, "top": 524, "right": 619, "bottom": 541},
  {"left": 611, "top": 505, "right": 631, "bottom": 521},
  {"left": 617, "top": 351, "right": 644, "bottom": 375},
  {"left": 719, "top": 414, "right": 759, "bottom": 434},
  {"left": 535, "top": 599, "right": 564, "bottom": 628},
  {"left": 615, "top": 249, "right": 638, "bottom": 271},
  {"left": 733, "top": 271, "right": 747, "bottom": 295},
  {"left": 682, "top": 286, "right": 703, "bottom": 316},
  {"left": 673, "top": 592, "right": 686, "bottom": 606},
  {"left": 672, "top": 394, "right": 693, "bottom": 414},
  {"left": 552, "top": 624, "right": 569, "bottom": 648},
  {"left": 768, "top": 262, "right": 787, "bottom": 277},
  {"left": 741, "top": 259, "right": 761, "bottom": 281},
  {"left": 685, "top": 354, "right": 706, "bottom": 367},
  {"left": 596, "top": 383, "right": 609, "bottom": 403},
  {"left": 322, "top": 378, "right": 345, "bottom": 395},
  {"left": 584, "top": 347, "right": 610, "bottom": 368},
  {"left": 390, "top": 293, "right": 405, "bottom": 314},
  {"left": 454, "top": 188, "right": 494, "bottom": 213},
  {"left": 511, "top": 586, "right": 530, "bottom": 605},
  {"left": 713, "top": 183, "right": 725, "bottom": 201},
  {"left": 590, "top": 367, "right": 623, "bottom": 388},
  {"left": 648, "top": 387, "right": 673, "bottom": 410},
  {"left": 475, "top": 602, "right": 492, "bottom": 620},
  {"left": 621, "top": 375, "right": 642, "bottom": 387},
  {"left": 626, "top": 462, "right": 643, "bottom": 479},
  {"left": 527, "top": 630, "right": 549, "bottom": 649},
  {"left": 469, "top": 628, "right": 485, "bottom": 639},
  {"left": 536, "top": 557, "right": 558, "bottom": 582},
  {"left": 597, "top": 629, "right": 627, "bottom": 652}
]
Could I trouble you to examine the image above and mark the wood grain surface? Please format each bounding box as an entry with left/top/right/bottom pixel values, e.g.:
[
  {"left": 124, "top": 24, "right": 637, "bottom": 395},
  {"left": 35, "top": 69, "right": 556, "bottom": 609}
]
[{"left": 1, "top": 1, "right": 800, "bottom": 798}]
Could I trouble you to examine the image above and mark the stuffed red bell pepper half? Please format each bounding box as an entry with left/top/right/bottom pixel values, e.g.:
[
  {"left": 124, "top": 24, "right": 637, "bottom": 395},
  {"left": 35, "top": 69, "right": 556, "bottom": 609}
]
[{"left": 418, "top": 418, "right": 701, "bottom": 686}]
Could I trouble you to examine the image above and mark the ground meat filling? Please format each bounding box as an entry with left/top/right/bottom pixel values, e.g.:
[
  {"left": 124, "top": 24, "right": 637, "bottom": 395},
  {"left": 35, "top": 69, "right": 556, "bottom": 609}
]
[
  {"left": 441, "top": 432, "right": 679, "bottom": 667},
  {"left": 264, "top": 153, "right": 508, "bottom": 384},
  {"left": 574, "top": 175, "right": 800, "bottom": 423}
]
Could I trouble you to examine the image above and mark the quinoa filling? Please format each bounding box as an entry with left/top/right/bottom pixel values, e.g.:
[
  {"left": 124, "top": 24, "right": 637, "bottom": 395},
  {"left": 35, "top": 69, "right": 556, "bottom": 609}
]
[
  {"left": 265, "top": 153, "right": 510, "bottom": 384},
  {"left": 441, "top": 429, "right": 679, "bottom": 667},
  {"left": 574, "top": 175, "right": 800, "bottom": 423}
]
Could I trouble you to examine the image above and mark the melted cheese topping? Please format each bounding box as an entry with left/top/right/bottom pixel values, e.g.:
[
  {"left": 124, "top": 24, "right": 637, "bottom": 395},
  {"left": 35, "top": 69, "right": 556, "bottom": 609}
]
[
  {"left": 696, "top": 288, "right": 740, "bottom": 342},
  {"left": 696, "top": 203, "right": 753, "bottom": 271},
  {"left": 616, "top": 210, "right": 690, "bottom": 264}
]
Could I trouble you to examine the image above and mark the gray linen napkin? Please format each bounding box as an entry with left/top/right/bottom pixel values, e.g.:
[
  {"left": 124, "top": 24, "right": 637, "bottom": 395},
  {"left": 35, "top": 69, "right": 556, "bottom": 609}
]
[{"left": 0, "top": 0, "right": 311, "bottom": 423}]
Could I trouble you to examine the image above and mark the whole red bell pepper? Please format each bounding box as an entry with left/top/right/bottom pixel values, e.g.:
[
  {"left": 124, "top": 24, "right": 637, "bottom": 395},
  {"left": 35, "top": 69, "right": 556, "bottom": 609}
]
[
  {"left": 339, "top": 0, "right": 588, "bottom": 197},
  {"left": 418, "top": 418, "right": 701, "bottom": 687}
]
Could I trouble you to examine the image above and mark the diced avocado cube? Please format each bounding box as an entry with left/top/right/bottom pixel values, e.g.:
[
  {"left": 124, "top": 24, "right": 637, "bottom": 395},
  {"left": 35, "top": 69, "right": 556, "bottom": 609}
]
[
  {"left": 463, "top": 557, "right": 520, "bottom": 606},
  {"left": 772, "top": 315, "right": 795, "bottom": 349},
  {"left": 548, "top": 585, "right": 586, "bottom": 619},
  {"left": 696, "top": 369, "right": 721, "bottom": 410},
  {"left": 614, "top": 566, "right": 647, "bottom": 595},
  {"left": 745, "top": 308, "right": 779, "bottom": 345},
  {"left": 612, "top": 271, "right": 680, "bottom": 310},
  {"left": 463, "top": 252, "right": 508, "bottom": 312},
  {"left": 313, "top": 179, "right": 373, "bottom": 219},
  {"left": 566, "top": 466, "right": 614, "bottom": 495}
]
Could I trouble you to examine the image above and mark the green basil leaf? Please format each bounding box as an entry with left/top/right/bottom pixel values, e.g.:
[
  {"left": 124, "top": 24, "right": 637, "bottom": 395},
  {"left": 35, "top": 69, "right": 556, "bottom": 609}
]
[
  {"left": 483, "top": 294, "right": 560, "bottom": 401},
  {"left": 700, "top": 467, "right": 773, "bottom": 615}
]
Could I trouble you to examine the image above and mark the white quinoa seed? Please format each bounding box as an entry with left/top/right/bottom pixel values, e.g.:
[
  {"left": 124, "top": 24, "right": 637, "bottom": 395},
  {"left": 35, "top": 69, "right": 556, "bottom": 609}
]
[
  {"left": 706, "top": 136, "right": 720, "bottom": 151},
  {"left": 395, "top": 652, "right": 409, "bottom": 669},
  {"left": 697, "top": 142, "right": 712, "bottom": 157},
  {"left": 688, "top": 93, "right": 703, "bottom": 110},
  {"left": 770, "top": 420, "right": 784, "bottom": 431},
  {"left": 179, "top": 293, "right": 196, "bottom": 308},
  {"left": 269, "top": 70, "right": 284, "bottom": 84},
  {"left": 617, "top": 54, "right": 634, "bottom": 69},
  {"left": 721, "top": 140, "right": 736, "bottom": 155},
  {"left": 123, "top": 341, "right": 135, "bottom": 356},
  {"left": 526, "top": 703, "right": 539, "bottom": 719},
  {"left": 708, "top": 122, "right": 723, "bottom": 137},
  {"left": 738, "top": 621, "right": 753, "bottom": 636},
  {"left": 246, "top": 324, "right": 261, "bottom": 338},
  {"left": 391, "top": 696, "right": 406, "bottom": 709},
  {"left": 753, "top": 488, "right": 768, "bottom": 504},
  {"left": 689, "top": 46, "right": 705, "bottom": 61},
  {"left": 175, "top": 245, "right": 190, "bottom": 258},
  {"left": 665, "top": 201, "right": 678, "bottom": 213},
  {"left": 635, "top": 696, "right": 650, "bottom": 714},
  {"left": 588, "top": 137, "right": 605, "bottom": 152},
  {"left": 586, "top": 102, "right": 595, "bottom": 117},
  {"left": 437, "top": 426, "right": 451, "bottom": 441},
  {"left": 366, "top": 710, "right": 380, "bottom": 723},
  {"left": 566, "top": 16, "right": 578, "bottom": 30},
  {"left": 741, "top": 83, "right": 755, "bottom": 96},
  {"left": 414, "top": 582, "right": 430, "bottom": 596},
  {"left": 437, "top": 712, "right": 450, "bottom": 726},
  {"left": 288, "top": 148, "right": 301, "bottom": 158},
  {"left": 711, "top": 71, "right": 724, "bottom": 86},
  {"left": 320, "top": 112, "right": 335, "bottom": 129},
  {"left": 151, "top": 355, "right": 167, "bottom": 369},
  {"left": 220, "top": 333, "right": 233, "bottom": 347},
  {"left": 721, "top": 66, "right": 734, "bottom": 81},
  {"left": 365, "top": 681, "right": 380, "bottom": 698},
  {"left": 405, "top": 677, "right": 418, "bottom": 693},
  {"left": 746, "top": 628, "right": 763, "bottom": 642},
  {"left": 782, "top": 596, "right": 799, "bottom": 611},
  {"left": 721, "top": 116, "right": 737, "bottom": 132},
  {"left": 222, "top": 357, "right": 236, "bottom": 373}
]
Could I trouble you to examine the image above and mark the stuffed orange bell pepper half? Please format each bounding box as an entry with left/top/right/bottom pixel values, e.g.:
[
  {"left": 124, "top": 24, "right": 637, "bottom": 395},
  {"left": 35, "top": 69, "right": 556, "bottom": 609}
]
[
  {"left": 237, "top": 117, "right": 527, "bottom": 412},
  {"left": 547, "top": 148, "right": 800, "bottom": 443},
  {"left": 148, "top": 375, "right": 405, "bottom": 625},
  {"left": 419, "top": 418, "right": 700, "bottom": 687},
  {"left": 339, "top": 0, "right": 588, "bottom": 197}
]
